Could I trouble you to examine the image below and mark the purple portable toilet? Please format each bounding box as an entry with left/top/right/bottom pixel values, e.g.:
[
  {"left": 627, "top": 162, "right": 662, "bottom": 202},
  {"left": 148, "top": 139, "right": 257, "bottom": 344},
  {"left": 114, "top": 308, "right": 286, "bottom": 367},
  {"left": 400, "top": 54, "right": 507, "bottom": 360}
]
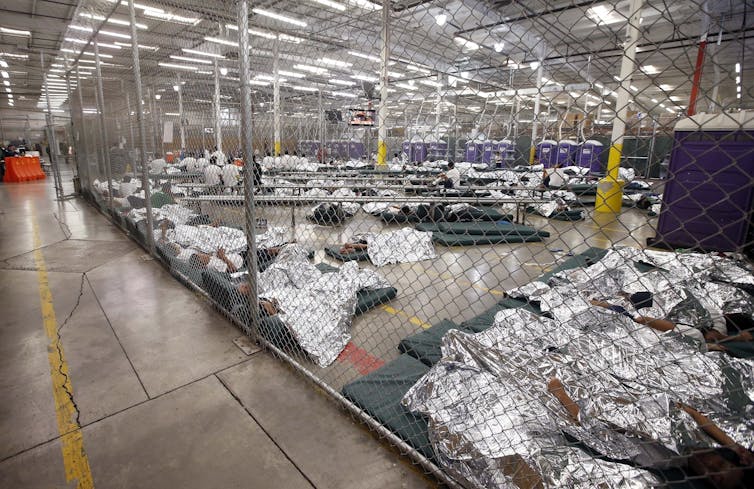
[
  {"left": 348, "top": 141, "right": 364, "bottom": 159},
  {"left": 653, "top": 111, "right": 754, "bottom": 252},
  {"left": 411, "top": 141, "right": 427, "bottom": 163},
  {"left": 402, "top": 140, "right": 413, "bottom": 161},
  {"left": 579, "top": 140, "right": 603, "bottom": 173},
  {"left": 497, "top": 139, "right": 514, "bottom": 167},
  {"left": 465, "top": 140, "right": 481, "bottom": 162},
  {"left": 536, "top": 140, "right": 558, "bottom": 167},
  {"left": 338, "top": 141, "right": 349, "bottom": 159},
  {"left": 428, "top": 140, "right": 447, "bottom": 160},
  {"left": 482, "top": 140, "right": 495, "bottom": 164},
  {"left": 557, "top": 140, "right": 579, "bottom": 166}
]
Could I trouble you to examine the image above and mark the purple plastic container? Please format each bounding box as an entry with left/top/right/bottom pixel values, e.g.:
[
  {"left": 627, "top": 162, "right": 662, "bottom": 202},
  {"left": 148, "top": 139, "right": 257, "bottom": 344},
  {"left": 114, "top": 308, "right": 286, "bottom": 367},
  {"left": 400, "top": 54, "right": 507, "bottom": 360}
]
[
  {"left": 465, "top": 141, "right": 481, "bottom": 162},
  {"left": 482, "top": 140, "right": 494, "bottom": 164},
  {"left": 654, "top": 112, "right": 754, "bottom": 252},
  {"left": 348, "top": 141, "right": 364, "bottom": 159},
  {"left": 557, "top": 140, "right": 578, "bottom": 166}
]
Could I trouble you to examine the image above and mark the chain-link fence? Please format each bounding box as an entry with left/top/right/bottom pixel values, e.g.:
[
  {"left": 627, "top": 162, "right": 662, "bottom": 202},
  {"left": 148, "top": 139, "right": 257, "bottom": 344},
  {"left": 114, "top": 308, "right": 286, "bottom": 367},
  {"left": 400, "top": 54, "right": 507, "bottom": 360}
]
[{"left": 43, "top": 0, "right": 754, "bottom": 487}]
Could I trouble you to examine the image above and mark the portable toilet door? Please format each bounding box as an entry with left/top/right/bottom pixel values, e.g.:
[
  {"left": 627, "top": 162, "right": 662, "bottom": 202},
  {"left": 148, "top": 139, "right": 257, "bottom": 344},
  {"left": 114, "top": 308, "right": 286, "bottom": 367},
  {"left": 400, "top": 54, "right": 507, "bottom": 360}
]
[
  {"left": 557, "top": 140, "right": 578, "bottom": 166},
  {"left": 482, "top": 140, "right": 495, "bottom": 165},
  {"left": 348, "top": 141, "right": 364, "bottom": 160},
  {"left": 537, "top": 140, "right": 558, "bottom": 167},
  {"left": 579, "top": 140, "right": 604, "bottom": 173},
  {"left": 465, "top": 140, "right": 480, "bottom": 163},
  {"left": 402, "top": 140, "right": 413, "bottom": 161},
  {"left": 412, "top": 141, "right": 427, "bottom": 163},
  {"left": 497, "top": 139, "right": 514, "bottom": 167},
  {"left": 428, "top": 140, "right": 448, "bottom": 160}
]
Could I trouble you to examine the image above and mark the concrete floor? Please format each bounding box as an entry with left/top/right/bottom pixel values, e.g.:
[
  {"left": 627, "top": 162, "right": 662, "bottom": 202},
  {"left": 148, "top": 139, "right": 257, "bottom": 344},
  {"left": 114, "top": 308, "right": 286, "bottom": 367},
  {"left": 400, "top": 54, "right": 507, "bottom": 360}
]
[
  {"left": 2, "top": 170, "right": 658, "bottom": 488},
  {"left": 0, "top": 174, "right": 436, "bottom": 489}
]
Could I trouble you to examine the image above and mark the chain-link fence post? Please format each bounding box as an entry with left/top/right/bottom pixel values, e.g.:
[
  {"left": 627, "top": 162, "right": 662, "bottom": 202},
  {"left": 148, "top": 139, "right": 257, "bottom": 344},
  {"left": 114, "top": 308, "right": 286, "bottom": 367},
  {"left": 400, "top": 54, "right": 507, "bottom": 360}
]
[
  {"left": 273, "top": 38, "right": 281, "bottom": 157},
  {"left": 93, "top": 39, "right": 114, "bottom": 211},
  {"left": 237, "top": 0, "right": 260, "bottom": 341},
  {"left": 74, "top": 66, "right": 89, "bottom": 194},
  {"left": 41, "top": 52, "right": 64, "bottom": 201},
  {"left": 213, "top": 58, "right": 222, "bottom": 154},
  {"left": 65, "top": 71, "right": 80, "bottom": 194},
  {"left": 128, "top": 0, "right": 155, "bottom": 254},
  {"left": 595, "top": 0, "right": 645, "bottom": 214}
]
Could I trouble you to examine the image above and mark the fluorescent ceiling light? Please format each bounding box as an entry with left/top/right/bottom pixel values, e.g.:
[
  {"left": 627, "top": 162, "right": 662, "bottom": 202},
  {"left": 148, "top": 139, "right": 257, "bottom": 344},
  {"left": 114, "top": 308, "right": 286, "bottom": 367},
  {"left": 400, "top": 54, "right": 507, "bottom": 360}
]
[
  {"left": 348, "top": 51, "right": 380, "bottom": 63},
  {"left": 182, "top": 48, "right": 224, "bottom": 59},
  {"left": 158, "top": 62, "right": 197, "bottom": 71},
  {"left": 291, "top": 85, "right": 318, "bottom": 92},
  {"left": 308, "top": 0, "right": 346, "bottom": 11},
  {"left": 249, "top": 80, "right": 270, "bottom": 86},
  {"left": 320, "top": 57, "right": 352, "bottom": 68},
  {"left": 666, "top": 107, "right": 675, "bottom": 113},
  {"left": 329, "top": 91, "right": 356, "bottom": 98},
  {"left": 255, "top": 74, "right": 279, "bottom": 81},
  {"left": 0, "top": 27, "right": 31, "bottom": 37},
  {"left": 164, "top": 112, "right": 180, "bottom": 116},
  {"left": 170, "top": 55, "right": 212, "bottom": 64},
  {"left": 98, "top": 29, "right": 131, "bottom": 40},
  {"left": 142, "top": 9, "right": 201, "bottom": 26},
  {"left": 594, "top": 82, "right": 604, "bottom": 89},
  {"left": 61, "top": 49, "right": 113, "bottom": 59},
  {"left": 435, "top": 14, "right": 447, "bottom": 26},
  {"left": 493, "top": 42, "right": 504, "bottom": 53},
  {"left": 2, "top": 80, "right": 8, "bottom": 86},
  {"left": 659, "top": 84, "right": 674, "bottom": 91},
  {"left": 0, "top": 60, "right": 6, "bottom": 68},
  {"left": 219, "top": 67, "right": 228, "bottom": 75},
  {"left": 419, "top": 79, "right": 442, "bottom": 88},
  {"left": 651, "top": 98, "right": 658, "bottom": 103},
  {"left": 395, "top": 82, "right": 417, "bottom": 90},
  {"left": 406, "top": 64, "right": 430, "bottom": 74},
  {"left": 197, "top": 70, "right": 212, "bottom": 75},
  {"left": 329, "top": 79, "right": 356, "bottom": 86},
  {"left": 294, "top": 64, "right": 328, "bottom": 74},
  {"left": 630, "top": 85, "right": 639, "bottom": 92},
  {"left": 735, "top": 63, "right": 741, "bottom": 73},
  {"left": 0, "top": 53, "right": 28, "bottom": 59},
  {"left": 79, "top": 13, "right": 148, "bottom": 29},
  {"left": 279, "top": 70, "right": 306, "bottom": 78},
  {"left": 205, "top": 36, "right": 238, "bottom": 47},
  {"left": 114, "top": 41, "right": 158, "bottom": 50},
  {"left": 641, "top": 65, "right": 659, "bottom": 74},
  {"left": 252, "top": 8, "right": 307, "bottom": 27},
  {"left": 351, "top": 74, "right": 377, "bottom": 82},
  {"left": 344, "top": 0, "right": 381, "bottom": 10},
  {"left": 66, "top": 38, "right": 122, "bottom": 50},
  {"left": 587, "top": 5, "right": 625, "bottom": 25},
  {"left": 454, "top": 37, "right": 479, "bottom": 51}
]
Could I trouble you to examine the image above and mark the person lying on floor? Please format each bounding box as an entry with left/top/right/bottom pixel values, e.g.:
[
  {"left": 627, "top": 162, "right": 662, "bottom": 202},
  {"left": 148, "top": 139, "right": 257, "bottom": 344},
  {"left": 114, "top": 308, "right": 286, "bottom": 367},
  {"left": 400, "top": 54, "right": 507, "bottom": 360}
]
[
  {"left": 338, "top": 227, "right": 436, "bottom": 266},
  {"left": 590, "top": 295, "right": 754, "bottom": 352}
]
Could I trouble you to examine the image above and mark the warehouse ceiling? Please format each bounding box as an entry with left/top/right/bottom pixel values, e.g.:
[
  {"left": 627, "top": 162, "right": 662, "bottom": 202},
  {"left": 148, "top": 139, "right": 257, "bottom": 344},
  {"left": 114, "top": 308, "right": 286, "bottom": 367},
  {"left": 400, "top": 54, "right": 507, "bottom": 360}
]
[{"left": 0, "top": 0, "right": 751, "bottom": 128}]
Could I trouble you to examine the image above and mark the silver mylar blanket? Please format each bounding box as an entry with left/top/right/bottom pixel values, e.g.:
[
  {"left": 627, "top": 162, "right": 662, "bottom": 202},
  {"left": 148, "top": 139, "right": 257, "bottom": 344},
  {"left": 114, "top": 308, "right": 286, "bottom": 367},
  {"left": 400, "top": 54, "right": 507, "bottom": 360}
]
[
  {"left": 362, "top": 227, "right": 437, "bottom": 267},
  {"left": 257, "top": 244, "right": 391, "bottom": 367}
]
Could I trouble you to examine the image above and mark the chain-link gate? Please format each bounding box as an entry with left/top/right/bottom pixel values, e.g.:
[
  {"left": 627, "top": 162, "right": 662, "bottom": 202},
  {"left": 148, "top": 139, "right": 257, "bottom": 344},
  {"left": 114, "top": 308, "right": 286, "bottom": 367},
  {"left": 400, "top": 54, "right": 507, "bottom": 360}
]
[{"left": 43, "top": 0, "right": 754, "bottom": 487}]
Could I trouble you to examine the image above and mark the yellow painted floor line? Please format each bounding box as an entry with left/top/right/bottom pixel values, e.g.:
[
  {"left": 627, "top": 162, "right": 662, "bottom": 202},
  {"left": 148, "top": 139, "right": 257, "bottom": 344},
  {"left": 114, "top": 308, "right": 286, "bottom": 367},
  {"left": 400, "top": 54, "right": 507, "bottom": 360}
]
[
  {"left": 32, "top": 213, "right": 94, "bottom": 489},
  {"left": 380, "top": 305, "right": 432, "bottom": 329}
]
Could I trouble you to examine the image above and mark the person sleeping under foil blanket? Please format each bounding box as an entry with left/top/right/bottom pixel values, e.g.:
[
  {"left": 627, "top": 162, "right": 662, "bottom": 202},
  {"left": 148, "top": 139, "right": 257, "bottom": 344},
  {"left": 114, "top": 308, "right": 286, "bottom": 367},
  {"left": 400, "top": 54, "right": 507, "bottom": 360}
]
[
  {"left": 339, "top": 227, "right": 436, "bottom": 266},
  {"left": 156, "top": 222, "right": 288, "bottom": 273},
  {"left": 508, "top": 246, "right": 754, "bottom": 353},
  {"left": 233, "top": 243, "right": 391, "bottom": 367},
  {"left": 402, "top": 305, "right": 754, "bottom": 489}
]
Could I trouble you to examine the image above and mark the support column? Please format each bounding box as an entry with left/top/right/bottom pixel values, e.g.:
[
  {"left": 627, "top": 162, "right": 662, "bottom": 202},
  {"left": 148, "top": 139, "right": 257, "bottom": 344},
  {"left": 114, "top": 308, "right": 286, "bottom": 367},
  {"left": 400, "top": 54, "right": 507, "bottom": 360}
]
[
  {"left": 237, "top": 0, "right": 260, "bottom": 340},
  {"left": 93, "top": 40, "right": 114, "bottom": 210},
  {"left": 377, "top": 0, "right": 390, "bottom": 166},
  {"left": 595, "top": 0, "right": 645, "bottom": 213},
  {"left": 64, "top": 72, "right": 79, "bottom": 185},
  {"left": 529, "top": 56, "right": 545, "bottom": 164},
  {"left": 213, "top": 59, "right": 222, "bottom": 153},
  {"left": 124, "top": 85, "right": 136, "bottom": 152},
  {"left": 318, "top": 88, "right": 324, "bottom": 162},
  {"left": 273, "top": 39, "right": 281, "bottom": 156},
  {"left": 177, "top": 74, "right": 185, "bottom": 150},
  {"left": 128, "top": 0, "right": 155, "bottom": 252}
]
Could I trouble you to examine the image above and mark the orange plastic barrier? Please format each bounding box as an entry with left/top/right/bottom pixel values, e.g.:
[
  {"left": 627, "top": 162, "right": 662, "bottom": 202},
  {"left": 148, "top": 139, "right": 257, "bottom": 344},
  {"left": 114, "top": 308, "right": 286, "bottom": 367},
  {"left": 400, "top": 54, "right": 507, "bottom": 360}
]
[{"left": 3, "top": 156, "right": 46, "bottom": 183}]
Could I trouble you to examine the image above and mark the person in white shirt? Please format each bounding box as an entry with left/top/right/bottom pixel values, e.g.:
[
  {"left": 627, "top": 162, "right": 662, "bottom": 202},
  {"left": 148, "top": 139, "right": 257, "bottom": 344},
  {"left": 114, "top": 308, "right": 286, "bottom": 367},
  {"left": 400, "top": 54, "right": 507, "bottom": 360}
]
[
  {"left": 118, "top": 175, "right": 139, "bottom": 197},
  {"left": 544, "top": 163, "right": 569, "bottom": 188},
  {"left": 281, "top": 151, "right": 291, "bottom": 169},
  {"left": 298, "top": 154, "right": 309, "bottom": 168},
  {"left": 438, "top": 161, "right": 461, "bottom": 188},
  {"left": 203, "top": 162, "right": 223, "bottom": 186},
  {"left": 221, "top": 163, "right": 241, "bottom": 186},
  {"left": 211, "top": 149, "right": 226, "bottom": 166},
  {"left": 150, "top": 157, "right": 167, "bottom": 174},
  {"left": 391, "top": 153, "right": 401, "bottom": 165},
  {"left": 183, "top": 156, "right": 198, "bottom": 172},
  {"left": 262, "top": 152, "right": 274, "bottom": 169}
]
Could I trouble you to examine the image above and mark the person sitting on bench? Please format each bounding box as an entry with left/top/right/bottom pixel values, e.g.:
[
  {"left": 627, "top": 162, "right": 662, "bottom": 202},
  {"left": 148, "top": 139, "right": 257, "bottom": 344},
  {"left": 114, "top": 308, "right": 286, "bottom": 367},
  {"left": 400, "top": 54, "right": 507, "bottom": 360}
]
[{"left": 435, "top": 161, "right": 460, "bottom": 188}]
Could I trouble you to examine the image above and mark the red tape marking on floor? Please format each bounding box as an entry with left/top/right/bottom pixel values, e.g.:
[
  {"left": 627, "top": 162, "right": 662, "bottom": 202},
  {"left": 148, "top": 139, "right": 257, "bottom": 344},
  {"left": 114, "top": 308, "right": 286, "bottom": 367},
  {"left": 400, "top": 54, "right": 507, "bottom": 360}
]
[{"left": 337, "top": 342, "right": 385, "bottom": 375}]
